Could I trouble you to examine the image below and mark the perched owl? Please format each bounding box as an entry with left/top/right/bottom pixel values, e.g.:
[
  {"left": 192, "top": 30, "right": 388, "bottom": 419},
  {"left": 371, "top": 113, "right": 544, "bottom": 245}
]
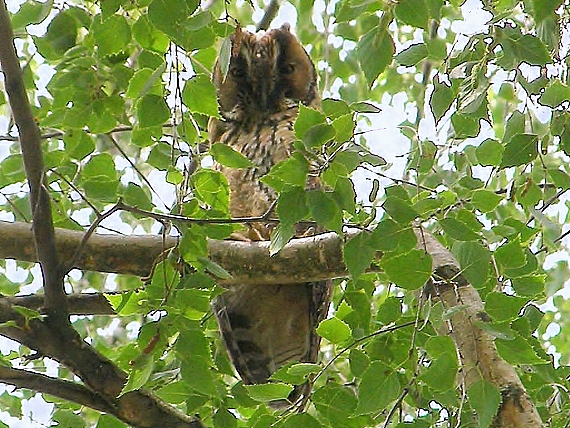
[{"left": 209, "top": 24, "right": 332, "bottom": 407}]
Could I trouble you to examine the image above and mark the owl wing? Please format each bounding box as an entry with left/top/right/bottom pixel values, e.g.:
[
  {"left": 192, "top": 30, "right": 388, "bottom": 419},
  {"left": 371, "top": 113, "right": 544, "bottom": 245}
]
[{"left": 212, "top": 279, "right": 331, "bottom": 407}]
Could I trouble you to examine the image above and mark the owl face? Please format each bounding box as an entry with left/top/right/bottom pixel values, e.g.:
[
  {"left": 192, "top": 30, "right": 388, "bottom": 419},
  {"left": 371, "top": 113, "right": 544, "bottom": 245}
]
[{"left": 213, "top": 24, "right": 319, "bottom": 121}]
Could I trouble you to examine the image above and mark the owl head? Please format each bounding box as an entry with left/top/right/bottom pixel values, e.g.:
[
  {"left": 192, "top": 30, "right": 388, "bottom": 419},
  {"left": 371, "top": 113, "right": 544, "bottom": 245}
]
[{"left": 212, "top": 24, "right": 319, "bottom": 122}]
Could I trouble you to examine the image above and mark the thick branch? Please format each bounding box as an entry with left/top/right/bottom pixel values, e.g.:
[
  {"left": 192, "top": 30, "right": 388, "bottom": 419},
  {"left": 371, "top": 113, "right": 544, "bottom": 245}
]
[
  {"left": 0, "top": 366, "right": 116, "bottom": 414},
  {"left": 0, "top": 220, "right": 350, "bottom": 284},
  {"left": 416, "top": 230, "right": 543, "bottom": 427},
  {"left": 0, "top": 298, "right": 204, "bottom": 428},
  {"left": 0, "top": 0, "right": 65, "bottom": 314}
]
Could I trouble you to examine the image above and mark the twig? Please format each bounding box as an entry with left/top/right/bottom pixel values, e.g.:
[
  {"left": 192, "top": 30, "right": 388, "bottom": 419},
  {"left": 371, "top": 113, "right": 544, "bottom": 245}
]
[
  {"left": 312, "top": 320, "right": 416, "bottom": 384},
  {"left": 107, "top": 134, "right": 167, "bottom": 207},
  {"left": 4, "top": 292, "right": 116, "bottom": 315},
  {"left": 65, "top": 202, "right": 123, "bottom": 274},
  {"left": 48, "top": 168, "right": 101, "bottom": 214},
  {"left": 256, "top": 0, "right": 280, "bottom": 31},
  {"left": 0, "top": 124, "right": 175, "bottom": 142}
]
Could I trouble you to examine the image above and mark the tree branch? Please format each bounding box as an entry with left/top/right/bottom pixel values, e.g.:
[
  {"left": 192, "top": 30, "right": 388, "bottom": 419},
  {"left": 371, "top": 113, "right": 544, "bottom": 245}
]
[
  {"left": 5, "top": 293, "right": 115, "bottom": 315},
  {"left": 0, "top": 220, "right": 353, "bottom": 284},
  {"left": 256, "top": 0, "right": 280, "bottom": 31},
  {"left": 0, "top": 0, "right": 66, "bottom": 315},
  {"left": 0, "top": 297, "right": 204, "bottom": 428},
  {"left": 415, "top": 229, "right": 543, "bottom": 427},
  {"left": 0, "top": 366, "right": 116, "bottom": 414}
]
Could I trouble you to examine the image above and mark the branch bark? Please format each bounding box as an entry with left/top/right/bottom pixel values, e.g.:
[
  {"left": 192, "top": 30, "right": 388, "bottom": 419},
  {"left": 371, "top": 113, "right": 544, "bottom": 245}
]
[
  {"left": 0, "top": 0, "right": 66, "bottom": 316},
  {"left": 416, "top": 230, "right": 543, "bottom": 427},
  {"left": 0, "top": 220, "right": 350, "bottom": 284},
  {"left": 0, "top": 297, "right": 204, "bottom": 428}
]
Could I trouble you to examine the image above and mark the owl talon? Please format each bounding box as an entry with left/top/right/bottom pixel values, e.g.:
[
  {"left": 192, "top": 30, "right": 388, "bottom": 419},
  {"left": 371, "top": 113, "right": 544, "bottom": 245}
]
[{"left": 229, "top": 232, "right": 252, "bottom": 242}]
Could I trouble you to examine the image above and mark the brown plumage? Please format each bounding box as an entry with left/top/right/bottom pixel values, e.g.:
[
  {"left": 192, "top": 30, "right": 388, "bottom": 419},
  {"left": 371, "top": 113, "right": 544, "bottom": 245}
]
[{"left": 209, "top": 24, "right": 332, "bottom": 407}]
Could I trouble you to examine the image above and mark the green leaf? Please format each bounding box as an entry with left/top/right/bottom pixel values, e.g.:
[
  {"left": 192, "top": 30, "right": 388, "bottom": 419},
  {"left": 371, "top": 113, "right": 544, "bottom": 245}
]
[
  {"left": 213, "top": 408, "right": 237, "bottom": 428},
  {"left": 453, "top": 241, "right": 491, "bottom": 288},
  {"left": 302, "top": 123, "right": 336, "bottom": 148},
  {"left": 132, "top": 15, "right": 170, "bottom": 52},
  {"left": 180, "top": 357, "right": 218, "bottom": 396},
  {"left": 282, "top": 413, "right": 323, "bottom": 428},
  {"left": 147, "top": 142, "right": 172, "bottom": 170},
  {"left": 269, "top": 223, "right": 295, "bottom": 256},
  {"left": 395, "top": 0, "right": 429, "bottom": 29},
  {"left": 93, "top": 14, "right": 131, "bottom": 57},
  {"left": 350, "top": 101, "right": 382, "bottom": 113},
  {"left": 10, "top": 0, "right": 53, "bottom": 29},
  {"left": 369, "top": 221, "right": 417, "bottom": 253},
  {"left": 126, "top": 66, "right": 165, "bottom": 99},
  {"left": 500, "top": 134, "right": 538, "bottom": 168},
  {"left": 539, "top": 80, "right": 570, "bottom": 108},
  {"left": 381, "top": 250, "right": 432, "bottom": 290},
  {"left": 53, "top": 410, "right": 86, "bottom": 427},
  {"left": 419, "top": 353, "right": 458, "bottom": 392},
  {"left": 210, "top": 143, "right": 252, "bottom": 168},
  {"left": 307, "top": 191, "right": 342, "bottom": 232},
  {"left": 467, "top": 380, "right": 501, "bottom": 428},
  {"left": 475, "top": 138, "right": 503, "bottom": 166},
  {"left": 498, "top": 27, "right": 551, "bottom": 68},
  {"left": 182, "top": 74, "right": 219, "bottom": 117},
  {"left": 137, "top": 94, "right": 170, "bottom": 128},
  {"left": 382, "top": 195, "right": 418, "bottom": 224},
  {"left": 313, "top": 384, "right": 357, "bottom": 427},
  {"left": 439, "top": 218, "right": 480, "bottom": 241},
  {"left": 82, "top": 153, "right": 117, "bottom": 180},
  {"left": 485, "top": 292, "right": 529, "bottom": 322},
  {"left": 322, "top": 98, "right": 351, "bottom": 118},
  {"left": 33, "top": 11, "right": 77, "bottom": 59},
  {"left": 355, "top": 362, "right": 400, "bottom": 415},
  {"left": 549, "top": 168, "right": 570, "bottom": 189},
  {"left": 191, "top": 169, "right": 229, "bottom": 212},
  {"left": 148, "top": 0, "right": 199, "bottom": 39},
  {"left": 122, "top": 354, "right": 155, "bottom": 394},
  {"left": 495, "top": 334, "right": 548, "bottom": 364},
  {"left": 494, "top": 238, "right": 526, "bottom": 271},
  {"left": 376, "top": 297, "right": 403, "bottom": 325},
  {"left": 316, "top": 317, "right": 351, "bottom": 343},
  {"left": 471, "top": 189, "right": 502, "bottom": 212},
  {"left": 451, "top": 112, "right": 480, "bottom": 138},
  {"left": 244, "top": 383, "right": 293, "bottom": 402},
  {"left": 331, "top": 114, "right": 355, "bottom": 143},
  {"left": 276, "top": 188, "right": 308, "bottom": 226},
  {"left": 430, "top": 80, "right": 455, "bottom": 124},
  {"left": 343, "top": 232, "right": 376, "bottom": 278},
  {"left": 260, "top": 153, "right": 309, "bottom": 191},
  {"left": 349, "top": 349, "right": 370, "bottom": 377},
  {"left": 196, "top": 256, "right": 231, "bottom": 279},
  {"left": 395, "top": 43, "right": 428, "bottom": 66},
  {"left": 120, "top": 183, "right": 153, "bottom": 211},
  {"left": 511, "top": 275, "right": 546, "bottom": 297},
  {"left": 357, "top": 27, "right": 395, "bottom": 86},
  {"left": 294, "top": 105, "right": 327, "bottom": 140}
]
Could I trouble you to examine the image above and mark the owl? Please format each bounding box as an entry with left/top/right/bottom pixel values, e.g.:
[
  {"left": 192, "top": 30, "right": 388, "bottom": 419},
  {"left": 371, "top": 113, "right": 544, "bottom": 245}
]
[{"left": 209, "top": 24, "right": 332, "bottom": 408}]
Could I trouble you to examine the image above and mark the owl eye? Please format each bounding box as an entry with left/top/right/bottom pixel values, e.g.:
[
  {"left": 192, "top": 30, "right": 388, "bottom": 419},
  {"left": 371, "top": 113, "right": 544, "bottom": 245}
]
[{"left": 280, "top": 63, "right": 296, "bottom": 75}]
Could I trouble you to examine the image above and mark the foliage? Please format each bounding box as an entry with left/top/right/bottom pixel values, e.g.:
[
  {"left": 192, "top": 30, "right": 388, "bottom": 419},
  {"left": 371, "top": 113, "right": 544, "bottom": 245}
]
[{"left": 1, "top": 0, "right": 570, "bottom": 426}]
